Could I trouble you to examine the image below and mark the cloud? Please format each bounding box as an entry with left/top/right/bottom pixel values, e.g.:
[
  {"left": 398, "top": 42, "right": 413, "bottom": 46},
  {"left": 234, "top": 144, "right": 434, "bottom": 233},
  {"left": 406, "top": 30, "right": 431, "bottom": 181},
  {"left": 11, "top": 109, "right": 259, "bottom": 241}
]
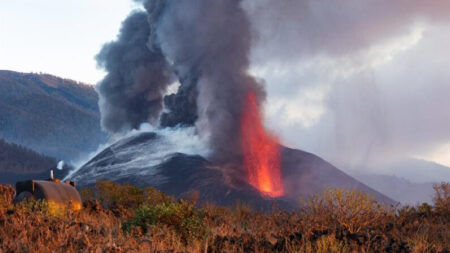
[
  {"left": 244, "top": 0, "right": 450, "bottom": 62},
  {"left": 243, "top": 1, "right": 450, "bottom": 172}
]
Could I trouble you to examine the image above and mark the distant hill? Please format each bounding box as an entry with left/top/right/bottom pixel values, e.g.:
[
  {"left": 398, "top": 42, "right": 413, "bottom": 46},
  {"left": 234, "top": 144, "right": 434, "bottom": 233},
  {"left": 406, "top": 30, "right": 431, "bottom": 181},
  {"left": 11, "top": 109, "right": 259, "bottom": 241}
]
[
  {"left": 0, "top": 138, "right": 69, "bottom": 184},
  {"left": 346, "top": 170, "right": 436, "bottom": 205},
  {"left": 383, "top": 158, "right": 450, "bottom": 183},
  {"left": 338, "top": 158, "right": 450, "bottom": 204},
  {"left": 340, "top": 158, "right": 450, "bottom": 184},
  {"left": 0, "top": 138, "right": 56, "bottom": 174},
  {"left": 0, "top": 70, "right": 106, "bottom": 161}
]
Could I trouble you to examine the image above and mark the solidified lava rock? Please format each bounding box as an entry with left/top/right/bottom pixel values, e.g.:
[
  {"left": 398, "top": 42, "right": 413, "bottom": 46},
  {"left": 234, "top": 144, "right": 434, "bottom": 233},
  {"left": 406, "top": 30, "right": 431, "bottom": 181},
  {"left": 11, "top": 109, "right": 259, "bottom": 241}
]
[{"left": 69, "top": 131, "right": 396, "bottom": 209}]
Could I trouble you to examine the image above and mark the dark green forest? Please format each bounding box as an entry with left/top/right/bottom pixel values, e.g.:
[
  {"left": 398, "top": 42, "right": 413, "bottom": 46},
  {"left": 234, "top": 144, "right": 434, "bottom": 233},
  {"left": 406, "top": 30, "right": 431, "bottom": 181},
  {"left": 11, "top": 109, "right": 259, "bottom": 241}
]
[
  {"left": 0, "top": 138, "right": 56, "bottom": 174},
  {"left": 0, "top": 70, "right": 106, "bottom": 161}
]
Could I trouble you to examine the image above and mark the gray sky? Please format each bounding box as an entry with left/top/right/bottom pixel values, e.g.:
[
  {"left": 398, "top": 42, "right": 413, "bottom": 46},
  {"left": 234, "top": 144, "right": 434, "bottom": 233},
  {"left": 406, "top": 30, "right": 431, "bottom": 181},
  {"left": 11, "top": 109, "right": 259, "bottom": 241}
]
[
  {"left": 244, "top": 0, "right": 450, "bottom": 172},
  {"left": 1, "top": 0, "right": 450, "bottom": 174}
]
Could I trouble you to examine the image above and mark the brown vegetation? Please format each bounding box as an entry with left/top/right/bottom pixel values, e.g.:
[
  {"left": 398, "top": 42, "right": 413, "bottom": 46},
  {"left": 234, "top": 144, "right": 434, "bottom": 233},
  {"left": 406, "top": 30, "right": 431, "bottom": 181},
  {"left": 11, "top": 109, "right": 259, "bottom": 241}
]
[{"left": 0, "top": 181, "right": 448, "bottom": 252}]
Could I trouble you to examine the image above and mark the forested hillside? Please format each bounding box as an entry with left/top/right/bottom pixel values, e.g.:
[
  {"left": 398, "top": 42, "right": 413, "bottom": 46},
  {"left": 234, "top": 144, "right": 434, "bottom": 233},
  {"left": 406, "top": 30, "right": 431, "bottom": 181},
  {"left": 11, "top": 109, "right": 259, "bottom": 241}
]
[
  {"left": 0, "top": 138, "right": 72, "bottom": 184},
  {"left": 0, "top": 70, "right": 106, "bottom": 161},
  {"left": 0, "top": 138, "right": 56, "bottom": 174}
]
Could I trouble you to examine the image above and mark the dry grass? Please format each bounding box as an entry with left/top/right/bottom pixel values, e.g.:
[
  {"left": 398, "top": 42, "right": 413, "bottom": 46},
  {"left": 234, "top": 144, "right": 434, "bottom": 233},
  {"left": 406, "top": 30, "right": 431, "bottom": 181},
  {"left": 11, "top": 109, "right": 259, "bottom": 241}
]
[{"left": 0, "top": 181, "right": 448, "bottom": 252}]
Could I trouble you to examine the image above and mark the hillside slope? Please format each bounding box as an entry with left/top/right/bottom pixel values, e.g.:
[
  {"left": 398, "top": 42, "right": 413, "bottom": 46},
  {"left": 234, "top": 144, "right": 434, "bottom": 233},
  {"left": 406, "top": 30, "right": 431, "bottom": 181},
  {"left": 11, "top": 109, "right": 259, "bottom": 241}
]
[
  {"left": 0, "top": 138, "right": 56, "bottom": 174},
  {"left": 0, "top": 138, "right": 69, "bottom": 184},
  {"left": 0, "top": 70, "right": 106, "bottom": 161}
]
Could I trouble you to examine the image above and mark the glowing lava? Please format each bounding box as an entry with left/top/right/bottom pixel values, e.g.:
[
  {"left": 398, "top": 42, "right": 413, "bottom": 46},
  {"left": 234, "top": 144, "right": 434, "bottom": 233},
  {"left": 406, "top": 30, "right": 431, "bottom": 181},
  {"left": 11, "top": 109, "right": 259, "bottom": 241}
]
[{"left": 241, "top": 91, "right": 285, "bottom": 198}]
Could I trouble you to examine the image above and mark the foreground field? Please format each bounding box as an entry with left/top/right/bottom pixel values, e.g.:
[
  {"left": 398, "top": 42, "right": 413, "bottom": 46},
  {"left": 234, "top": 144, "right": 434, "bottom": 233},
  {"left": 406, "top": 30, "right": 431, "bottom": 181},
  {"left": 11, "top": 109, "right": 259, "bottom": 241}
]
[{"left": 0, "top": 181, "right": 448, "bottom": 252}]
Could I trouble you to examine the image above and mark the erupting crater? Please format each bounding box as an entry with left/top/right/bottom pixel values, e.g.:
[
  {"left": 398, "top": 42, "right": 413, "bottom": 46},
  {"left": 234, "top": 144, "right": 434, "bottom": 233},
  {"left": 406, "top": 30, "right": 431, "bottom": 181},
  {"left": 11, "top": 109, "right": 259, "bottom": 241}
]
[{"left": 241, "top": 92, "right": 285, "bottom": 198}]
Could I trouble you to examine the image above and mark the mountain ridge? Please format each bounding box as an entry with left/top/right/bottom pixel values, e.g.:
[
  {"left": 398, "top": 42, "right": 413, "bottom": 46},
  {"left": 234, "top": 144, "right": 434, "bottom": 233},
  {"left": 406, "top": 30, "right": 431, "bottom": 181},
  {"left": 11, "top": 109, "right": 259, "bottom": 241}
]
[
  {"left": 0, "top": 137, "right": 71, "bottom": 184},
  {"left": 0, "top": 70, "right": 106, "bottom": 161}
]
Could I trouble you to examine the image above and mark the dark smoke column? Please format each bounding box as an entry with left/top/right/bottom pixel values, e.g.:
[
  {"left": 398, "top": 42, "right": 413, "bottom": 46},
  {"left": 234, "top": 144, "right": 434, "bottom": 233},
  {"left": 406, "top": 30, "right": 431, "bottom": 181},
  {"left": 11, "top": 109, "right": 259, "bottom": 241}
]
[
  {"left": 96, "top": 11, "right": 171, "bottom": 133},
  {"left": 98, "top": 0, "right": 269, "bottom": 171},
  {"left": 144, "top": 0, "right": 266, "bottom": 166}
]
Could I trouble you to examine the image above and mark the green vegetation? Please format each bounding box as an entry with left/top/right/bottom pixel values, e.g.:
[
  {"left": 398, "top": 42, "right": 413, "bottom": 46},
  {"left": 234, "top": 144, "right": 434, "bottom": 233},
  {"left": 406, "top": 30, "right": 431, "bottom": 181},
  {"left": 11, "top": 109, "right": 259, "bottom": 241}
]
[
  {"left": 80, "top": 180, "right": 174, "bottom": 209},
  {"left": 1, "top": 181, "right": 449, "bottom": 252},
  {"left": 124, "top": 201, "right": 208, "bottom": 243}
]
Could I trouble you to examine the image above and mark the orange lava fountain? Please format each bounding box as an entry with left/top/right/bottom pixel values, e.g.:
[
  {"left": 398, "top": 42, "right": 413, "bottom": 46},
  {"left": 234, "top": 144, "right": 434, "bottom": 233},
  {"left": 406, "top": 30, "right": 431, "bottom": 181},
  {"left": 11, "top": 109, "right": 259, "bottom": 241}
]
[{"left": 241, "top": 91, "right": 284, "bottom": 198}]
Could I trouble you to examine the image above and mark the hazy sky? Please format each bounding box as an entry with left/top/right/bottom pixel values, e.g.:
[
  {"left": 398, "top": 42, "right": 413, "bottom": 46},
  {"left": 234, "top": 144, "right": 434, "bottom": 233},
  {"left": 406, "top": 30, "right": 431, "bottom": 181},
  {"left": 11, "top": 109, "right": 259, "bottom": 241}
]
[
  {"left": 0, "top": 0, "right": 138, "bottom": 84},
  {"left": 1, "top": 0, "right": 450, "bottom": 177},
  {"left": 242, "top": 0, "right": 450, "bottom": 176}
]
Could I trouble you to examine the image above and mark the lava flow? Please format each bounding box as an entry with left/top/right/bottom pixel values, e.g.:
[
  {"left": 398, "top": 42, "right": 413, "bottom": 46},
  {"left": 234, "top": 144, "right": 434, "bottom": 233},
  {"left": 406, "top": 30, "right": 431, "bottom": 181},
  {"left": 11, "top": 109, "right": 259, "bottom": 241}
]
[{"left": 241, "top": 91, "right": 285, "bottom": 198}]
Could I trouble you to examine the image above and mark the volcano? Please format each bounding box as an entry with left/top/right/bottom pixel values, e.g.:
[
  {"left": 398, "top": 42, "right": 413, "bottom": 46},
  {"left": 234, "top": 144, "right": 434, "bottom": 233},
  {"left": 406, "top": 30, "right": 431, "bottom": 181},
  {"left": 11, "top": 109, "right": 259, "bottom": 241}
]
[
  {"left": 67, "top": 131, "right": 396, "bottom": 209},
  {"left": 79, "top": 0, "right": 401, "bottom": 210}
]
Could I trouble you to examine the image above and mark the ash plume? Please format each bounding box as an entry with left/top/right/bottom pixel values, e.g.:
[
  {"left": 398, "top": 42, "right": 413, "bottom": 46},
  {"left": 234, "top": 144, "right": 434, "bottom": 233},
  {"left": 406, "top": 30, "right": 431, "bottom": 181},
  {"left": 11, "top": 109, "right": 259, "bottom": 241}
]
[
  {"left": 159, "top": 74, "right": 199, "bottom": 128},
  {"left": 98, "top": 0, "right": 266, "bottom": 166},
  {"left": 96, "top": 11, "right": 171, "bottom": 133},
  {"left": 150, "top": 0, "right": 265, "bottom": 164}
]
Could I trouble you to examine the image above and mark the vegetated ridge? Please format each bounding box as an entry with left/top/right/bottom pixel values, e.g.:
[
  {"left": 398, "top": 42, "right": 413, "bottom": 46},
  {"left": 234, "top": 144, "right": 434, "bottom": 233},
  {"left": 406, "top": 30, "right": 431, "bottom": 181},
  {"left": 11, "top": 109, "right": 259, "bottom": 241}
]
[
  {"left": 0, "top": 138, "right": 70, "bottom": 184},
  {"left": 0, "top": 70, "right": 106, "bottom": 161},
  {"left": 0, "top": 138, "right": 56, "bottom": 174}
]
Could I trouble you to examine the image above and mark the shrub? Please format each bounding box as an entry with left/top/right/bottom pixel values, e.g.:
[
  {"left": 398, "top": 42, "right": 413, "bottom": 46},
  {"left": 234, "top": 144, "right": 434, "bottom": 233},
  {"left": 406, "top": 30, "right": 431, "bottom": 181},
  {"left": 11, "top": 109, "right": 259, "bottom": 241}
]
[
  {"left": 124, "top": 200, "right": 208, "bottom": 243},
  {"left": 302, "top": 235, "right": 350, "bottom": 253},
  {"left": 232, "top": 201, "right": 253, "bottom": 230},
  {"left": 14, "top": 199, "right": 51, "bottom": 216},
  {"left": 0, "top": 185, "right": 14, "bottom": 212},
  {"left": 79, "top": 187, "right": 94, "bottom": 202},
  {"left": 433, "top": 182, "right": 449, "bottom": 216},
  {"left": 95, "top": 181, "right": 145, "bottom": 209},
  {"left": 416, "top": 202, "right": 433, "bottom": 216},
  {"left": 80, "top": 181, "right": 174, "bottom": 210},
  {"left": 143, "top": 186, "right": 175, "bottom": 206},
  {"left": 0, "top": 183, "right": 449, "bottom": 252},
  {"left": 300, "top": 188, "right": 392, "bottom": 234}
]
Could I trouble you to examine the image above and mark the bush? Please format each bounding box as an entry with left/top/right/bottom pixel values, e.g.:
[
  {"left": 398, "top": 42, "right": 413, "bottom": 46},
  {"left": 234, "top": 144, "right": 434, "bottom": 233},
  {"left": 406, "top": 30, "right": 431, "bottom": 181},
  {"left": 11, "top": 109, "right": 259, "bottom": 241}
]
[
  {"left": 143, "top": 186, "right": 175, "bottom": 206},
  {"left": 433, "top": 182, "right": 449, "bottom": 216},
  {"left": 124, "top": 200, "right": 208, "bottom": 243},
  {"left": 14, "top": 199, "right": 51, "bottom": 216},
  {"left": 95, "top": 181, "right": 145, "bottom": 209},
  {"left": 301, "top": 235, "right": 350, "bottom": 253},
  {"left": 3, "top": 181, "right": 447, "bottom": 252},
  {"left": 0, "top": 185, "right": 14, "bottom": 212},
  {"left": 300, "top": 188, "right": 392, "bottom": 234},
  {"left": 80, "top": 181, "right": 174, "bottom": 210}
]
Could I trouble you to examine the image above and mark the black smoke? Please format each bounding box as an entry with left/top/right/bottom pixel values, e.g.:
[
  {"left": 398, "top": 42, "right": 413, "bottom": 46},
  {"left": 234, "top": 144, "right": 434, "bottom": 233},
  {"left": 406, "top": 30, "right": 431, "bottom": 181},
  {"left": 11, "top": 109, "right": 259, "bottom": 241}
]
[
  {"left": 159, "top": 73, "right": 199, "bottom": 128},
  {"left": 97, "top": 0, "right": 266, "bottom": 166},
  {"left": 96, "top": 11, "right": 171, "bottom": 133}
]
